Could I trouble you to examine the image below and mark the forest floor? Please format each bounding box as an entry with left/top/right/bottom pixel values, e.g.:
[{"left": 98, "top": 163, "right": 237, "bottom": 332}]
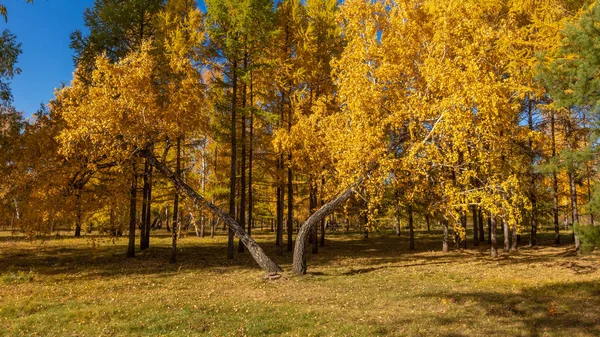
[{"left": 0, "top": 229, "right": 599, "bottom": 337}]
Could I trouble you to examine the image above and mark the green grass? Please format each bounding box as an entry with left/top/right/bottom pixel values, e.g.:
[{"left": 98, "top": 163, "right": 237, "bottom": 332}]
[{"left": 0, "top": 229, "right": 599, "bottom": 336}]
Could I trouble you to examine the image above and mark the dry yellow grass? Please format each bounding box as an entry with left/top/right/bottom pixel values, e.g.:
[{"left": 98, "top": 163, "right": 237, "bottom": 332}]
[{"left": 0, "top": 229, "right": 599, "bottom": 336}]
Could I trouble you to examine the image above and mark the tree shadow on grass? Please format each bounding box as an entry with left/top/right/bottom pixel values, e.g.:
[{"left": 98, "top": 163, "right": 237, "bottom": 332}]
[
  {"left": 0, "top": 229, "right": 593, "bottom": 280},
  {"left": 424, "top": 280, "right": 600, "bottom": 337}
]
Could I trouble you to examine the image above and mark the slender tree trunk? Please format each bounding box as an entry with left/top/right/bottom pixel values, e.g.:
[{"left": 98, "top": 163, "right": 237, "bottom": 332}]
[
  {"left": 287, "top": 163, "right": 293, "bottom": 251},
  {"left": 319, "top": 177, "right": 326, "bottom": 247},
  {"left": 551, "top": 112, "right": 560, "bottom": 244},
  {"left": 140, "top": 160, "right": 149, "bottom": 250},
  {"left": 170, "top": 137, "right": 182, "bottom": 264},
  {"left": 140, "top": 149, "right": 282, "bottom": 273},
  {"left": 127, "top": 162, "right": 137, "bottom": 258},
  {"left": 408, "top": 204, "right": 415, "bottom": 250},
  {"left": 487, "top": 213, "right": 492, "bottom": 244},
  {"left": 490, "top": 214, "right": 498, "bottom": 258},
  {"left": 503, "top": 219, "right": 510, "bottom": 252},
  {"left": 144, "top": 162, "right": 153, "bottom": 248},
  {"left": 310, "top": 182, "right": 318, "bottom": 254},
  {"left": 442, "top": 219, "right": 449, "bottom": 253},
  {"left": 511, "top": 224, "right": 518, "bottom": 252},
  {"left": 426, "top": 214, "right": 431, "bottom": 232},
  {"left": 472, "top": 205, "right": 479, "bottom": 246},
  {"left": 238, "top": 55, "right": 248, "bottom": 254},
  {"left": 248, "top": 73, "right": 254, "bottom": 239},
  {"left": 292, "top": 185, "right": 355, "bottom": 275},
  {"left": 528, "top": 97, "right": 537, "bottom": 247},
  {"left": 478, "top": 208, "right": 484, "bottom": 243},
  {"left": 461, "top": 212, "right": 467, "bottom": 249},
  {"left": 570, "top": 170, "right": 581, "bottom": 254},
  {"left": 75, "top": 189, "right": 82, "bottom": 237},
  {"left": 228, "top": 59, "right": 238, "bottom": 260}
]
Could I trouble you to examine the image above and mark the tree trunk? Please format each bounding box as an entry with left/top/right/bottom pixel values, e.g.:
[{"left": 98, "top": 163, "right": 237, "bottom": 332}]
[
  {"left": 287, "top": 164, "right": 293, "bottom": 251},
  {"left": 478, "top": 208, "right": 485, "bottom": 243},
  {"left": 144, "top": 162, "right": 153, "bottom": 248},
  {"left": 228, "top": 59, "right": 238, "bottom": 260},
  {"left": 570, "top": 170, "right": 581, "bottom": 254},
  {"left": 408, "top": 204, "right": 415, "bottom": 250},
  {"left": 238, "top": 55, "right": 248, "bottom": 254},
  {"left": 170, "top": 137, "right": 182, "bottom": 264},
  {"left": 248, "top": 73, "right": 254, "bottom": 239},
  {"left": 528, "top": 97, "right": 537, "bottom": 247},
  {"left": 442, "top": 219, "right": 449, "bottom": 253},
  {"left": 461, "top": 212, "right": 467, "bottom": 249},
  {"left": 310, "top": 182, "right": 318, "bottom": 254},
  {"left": 319, "top": 177, "right": 326, "bottom": 247},
  {"left": 551, "top": 111, "right": 560, "bottom": 244},
  {"left": 75, "top": 189, "right": 82, "bottom": 237},
  {"left": 140, "top": 148, "right": 282, "bottom": 273},
  {"left": 472, "top": 205, "right": 479, "bottom": 246},
  {"left": 140, "top": 159, "right": 149, "bottom": 250},
  {"left": 127, "top": 162, "right": 137, "bottom": 258},
  {"left": 511, "top": 224, "right": 518, "bottom": 252},
  {"left": 487, "top": 213, "right": 492, "bottom": 244},
  {"left": 503, "top": 219, "right": 510, "bottom": 252},
  {"left": 426, "top": 214, "right": 431, "bottom": 232},
  {"left": 292, "top": 185, "right": 355, "bottom": 275},
  {"left": 490, "top": 214, "right": 498, "bottom": 258}
]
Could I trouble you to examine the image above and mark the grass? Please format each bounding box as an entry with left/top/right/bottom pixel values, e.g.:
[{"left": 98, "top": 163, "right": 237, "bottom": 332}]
[{"left": 0, "top": 228, "right": 599, "bottom": 336}]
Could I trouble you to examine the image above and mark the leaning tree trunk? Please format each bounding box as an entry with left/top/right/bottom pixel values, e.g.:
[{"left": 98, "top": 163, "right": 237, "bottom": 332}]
[
  {"left": 292, "top": 185, "right": 355, "bottom": 275},
  {"left": 140, "top": 148, "right": 282, "bottom": 273}
]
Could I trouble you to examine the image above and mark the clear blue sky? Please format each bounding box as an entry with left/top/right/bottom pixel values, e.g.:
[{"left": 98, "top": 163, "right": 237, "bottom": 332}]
[
  {"left": 1, "top": 0, "right": 207, "bottom": 119},
  {"left": 2, "top": 0, "right": 95, "bottom": 118}
]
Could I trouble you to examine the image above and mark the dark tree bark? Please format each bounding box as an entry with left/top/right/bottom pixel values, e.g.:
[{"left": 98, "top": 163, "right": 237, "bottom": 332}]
[
  {"left": 228, "top": 59, "right": 238, "bottom": 260},
  {"left": 310, "top": 182, "right": 318, "bottom": 254},
  {"left": 408, "top": 204, "right": 415, "bottom": 250},
  {"left": 248, "top": 73, "right": 254, "bottom": 239},
  {"left": 170, "top": 137, "right": 182, "bottom": 264},
  {"left": 551, "top": 111, "right": 560, "bottom": 245},
  {"left": 442, "top": 219, "right": 449, "bottom": 253},
  {"left": 140, "top": 159, "right": 149, "bottom": 250},
  {"left": 425, "top": 214, "right": 431, "bottom": 232},
  {"left": 472, "top": 205, "right": 479, "bottom": 246},
  {"left": 140, "top": 148, "right": 282, "bottom": 273},
  {"left": 238, "top": 55, "right": 248, "bottom": 254},
  {"left": 287, "top": 163, "right": 293, "bottom": 251},
  {"left": 319, "top": 177, "right": 326, "bottom": 247},
  {"left": 75, "top": 189, "right": 82, "bottom": 237},
  {"left": 570, "top": 170, "right": 581, "bottom": 254},
  {"left": 461, "top": 212, "right": 467, "bottom": 249},
  {"left": 487, "top": 213, "right": 492, "bottom": 244},
  {"left": 478, "top": 208, "right": 484, "bottom": 244},
  {"left": 127, "top": 162, "right": 137, "bottom": 258},
  {"left": 292, "top": 185, "right": 355, "bottom": 275},
  {"left": 528, "top": 97, "right": 537, "bottom": 247},
  {"left": 490, "top": 214, "right": 498, "bottom": 258},
  {"left": 144, "top": 162, "right": 153, "bottom": 248}
]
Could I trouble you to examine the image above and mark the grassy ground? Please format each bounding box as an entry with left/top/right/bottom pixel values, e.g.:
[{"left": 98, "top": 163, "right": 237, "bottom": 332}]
[{"left": 0, "top": 228, "right": 599, "bottom": 337}]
